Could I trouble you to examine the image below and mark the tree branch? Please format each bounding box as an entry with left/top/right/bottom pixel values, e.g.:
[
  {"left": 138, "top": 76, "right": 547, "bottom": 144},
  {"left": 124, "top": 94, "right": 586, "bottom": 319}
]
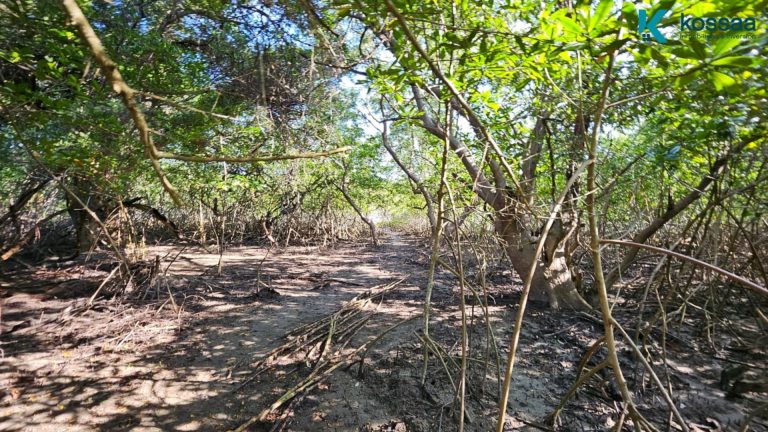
[
  {"left": 601, "top": 239, "right": 768, "bottom": 298},
  {"left": 62, "top": 0, "right": 182, "bottom": 204},
  {"left": 605, "top": 134, "right": 763, "bottom": 288},
  {"left": 379, "top": 101, "right": 436, "bottom": 230},
  {"left": 412, "top": 87, "right": 497, "bottom": 206},
  {"left": 382, "top": 0, "right": 528, "bottom": 210},
  {"left": 155, "top": 146, "right": 351, "bottom": 163},
  {"left": 61, "top": 0, "right": 351, "bottom": 205}
]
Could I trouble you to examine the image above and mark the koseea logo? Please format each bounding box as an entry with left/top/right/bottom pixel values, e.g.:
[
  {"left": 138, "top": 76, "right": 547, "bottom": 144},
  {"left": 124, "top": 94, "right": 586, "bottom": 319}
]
[{"left": 638, "top": 9, "right": 669, "bottom": 43}]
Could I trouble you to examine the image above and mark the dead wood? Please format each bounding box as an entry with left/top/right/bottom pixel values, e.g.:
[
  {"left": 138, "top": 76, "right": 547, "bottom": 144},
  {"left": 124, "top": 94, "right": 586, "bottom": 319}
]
[
  {"left": 0, "top": 177, "right": 50, "bottom": 227},
  {"left": 235, "top": 278, "right": 405, "bottom": 390},
  {"left": 230, "top": 278, "right": 406, "bottom": 431},
  {"left": 1, "top": 209, "right": 67, "bottom": 261}
]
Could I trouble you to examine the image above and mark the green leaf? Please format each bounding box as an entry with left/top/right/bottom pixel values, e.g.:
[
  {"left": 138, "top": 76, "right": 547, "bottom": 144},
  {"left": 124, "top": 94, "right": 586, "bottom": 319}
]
[
  {"left": 686, "top": 2, "right": 717, "bottom": 16},
  {"left": 657, "top": 0, "right": 677, "bottom": 12},
  {"left": 675, "top": 71, "right": 697, "bottom": 87},
  {"left": 590, "top": 0, "right": 613, "bottom": 32},
  {"left": 671, "top": 46, "right": 699, "bottom": 60},
  {"left": 711, "top": 56, "right": 754, "bottom": 68},
  {"left": 560, "top": 41, "right": 589, "bottom": 51},
  {"left": 621, "top": 2, "right": 638, "bottom": 29},
  {"left": 557, "top": 16, "right": 582, "bottom": 35},
  {"left": 712, "top": 37, "right": 741, "bottom": 57},
  {"left": 445, "top": 32, "right": 462, "bottom": 45},
  {"left": 650, "top": 48, "right": 669, "bottom": 68},
  {"left": 709, "top": 70, "right": 736, "bottom": 91},
  {"left": 600, "top": 38, "right": 629, "bottom": 55},
  {"left": 689, "top": 39, "right": 707, "bottom": 60}
]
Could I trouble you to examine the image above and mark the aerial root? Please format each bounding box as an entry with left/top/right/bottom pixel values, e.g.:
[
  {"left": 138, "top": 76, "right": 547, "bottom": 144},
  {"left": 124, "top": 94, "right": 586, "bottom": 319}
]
[{"left": 546, "top": 335, "right": 607, "bottom": 426}]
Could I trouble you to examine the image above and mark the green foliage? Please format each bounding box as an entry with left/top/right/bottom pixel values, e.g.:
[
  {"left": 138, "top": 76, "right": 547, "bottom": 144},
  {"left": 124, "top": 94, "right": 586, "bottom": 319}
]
[{"left": 0, "top": 0, "right": 765, "bottom": 244}]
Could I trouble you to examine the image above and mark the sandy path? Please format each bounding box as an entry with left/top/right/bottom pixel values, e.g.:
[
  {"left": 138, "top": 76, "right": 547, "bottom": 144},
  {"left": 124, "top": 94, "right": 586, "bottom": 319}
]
[{"left": 0, "top": 236, "right": 433, "bottom": 432}]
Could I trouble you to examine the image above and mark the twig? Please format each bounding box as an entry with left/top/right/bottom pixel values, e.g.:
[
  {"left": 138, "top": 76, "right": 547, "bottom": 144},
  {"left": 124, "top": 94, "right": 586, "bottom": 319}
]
[
  {"left": 611, "top": 317, "right": 688, "bottom": 431},
  {"left": 87, "top": 265, "right": 120, "bottom": 306}
]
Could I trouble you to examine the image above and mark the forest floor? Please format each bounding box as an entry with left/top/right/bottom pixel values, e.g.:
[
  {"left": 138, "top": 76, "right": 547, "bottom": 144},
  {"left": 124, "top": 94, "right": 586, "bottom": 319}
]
[{"left": 1, "top": 233, "right": 766, "bottom": 431}]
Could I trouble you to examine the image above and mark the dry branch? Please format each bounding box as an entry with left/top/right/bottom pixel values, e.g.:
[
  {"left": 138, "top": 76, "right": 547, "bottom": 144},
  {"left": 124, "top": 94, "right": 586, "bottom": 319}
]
[
  {"left": 234, "top": 278, "right": 406, "bottom": 390},
  {"left": 230, "top": 278, "right": 408, "bottom": 432}
]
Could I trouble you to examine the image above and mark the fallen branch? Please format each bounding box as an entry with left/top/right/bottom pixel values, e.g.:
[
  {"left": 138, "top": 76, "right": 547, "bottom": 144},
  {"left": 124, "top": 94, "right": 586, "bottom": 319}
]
[
  {"left": 230, "top": 278, "right": 408, "bottom": 432},
  {"left": 234, "top": 278, "right": 406, "bottom": 390}
]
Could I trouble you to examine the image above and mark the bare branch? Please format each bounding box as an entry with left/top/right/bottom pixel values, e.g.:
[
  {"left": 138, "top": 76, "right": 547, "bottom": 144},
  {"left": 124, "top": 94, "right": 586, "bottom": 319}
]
[{"left": 601, "top": 239, "right": 768, "bottom": 298}]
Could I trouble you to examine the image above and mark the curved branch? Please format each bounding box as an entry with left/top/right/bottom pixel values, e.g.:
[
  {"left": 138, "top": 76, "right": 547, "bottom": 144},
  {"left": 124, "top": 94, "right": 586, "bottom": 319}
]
[
  {"left": 379, "top": 105, "right": 436, "bottom": 230},
  {"left": 61, "top": 0, "right": 350, "bottom": 204},
  {"left": 0, "top": 177, "right": 50, "bottom": 226},
  {"left": 600, "top": 239, "right": 768, "bottom": 298},
  {"left": 155, "top": 147, "right": 351, "bottom": 163},
  {"left": 62, "top": 0, "right": 182, "bottom": 205}
]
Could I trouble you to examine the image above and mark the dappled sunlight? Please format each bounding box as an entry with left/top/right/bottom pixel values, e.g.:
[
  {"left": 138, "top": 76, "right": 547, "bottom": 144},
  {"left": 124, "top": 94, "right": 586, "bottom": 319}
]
[
  {"left": 0, "top": 238, "right": 434, "bottom": 431},
  {"left": 1, "top": 0, "right": 766, "bottom": 430}
]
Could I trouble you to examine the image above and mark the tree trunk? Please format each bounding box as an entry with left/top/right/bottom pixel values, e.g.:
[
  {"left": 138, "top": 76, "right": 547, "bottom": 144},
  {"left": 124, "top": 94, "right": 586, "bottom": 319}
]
[
  {"left": 338, "top": 186, "right": 378, "bottom": 246},
  {"left": 410, "top": 87, "right": 589, "bottom": 310},
  {"left": 65, "top": 183, "right": 105, "bottom": 253},
  {"left": 496, "top": 210, "right": 589, "bottom": 310}
]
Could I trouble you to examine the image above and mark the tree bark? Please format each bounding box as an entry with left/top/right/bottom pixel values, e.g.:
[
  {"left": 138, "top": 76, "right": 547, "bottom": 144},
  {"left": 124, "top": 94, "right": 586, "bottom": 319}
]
[
  {"left": 496, "top": 209, "right": 589, "bottom": 309},
  {"left": 412, "top": 88, "right": 588, "bottom": 309}
]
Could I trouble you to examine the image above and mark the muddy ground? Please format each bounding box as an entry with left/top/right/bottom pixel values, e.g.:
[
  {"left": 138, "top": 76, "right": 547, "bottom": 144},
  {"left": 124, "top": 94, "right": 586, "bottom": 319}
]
[{"left": 1, "top": 233, "right": 766, "bottom": 431}]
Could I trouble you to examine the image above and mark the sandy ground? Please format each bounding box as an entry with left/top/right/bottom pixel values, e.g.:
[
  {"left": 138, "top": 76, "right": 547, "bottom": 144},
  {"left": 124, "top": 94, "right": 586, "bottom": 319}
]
[{"left": 1, "top": 233, "right": 766, "bottom": 431}]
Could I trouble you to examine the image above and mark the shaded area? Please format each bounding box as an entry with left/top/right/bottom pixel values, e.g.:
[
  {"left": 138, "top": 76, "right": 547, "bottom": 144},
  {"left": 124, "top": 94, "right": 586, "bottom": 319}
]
[{"left": 1, "top": 234, "right": 766, "bottom": 431}]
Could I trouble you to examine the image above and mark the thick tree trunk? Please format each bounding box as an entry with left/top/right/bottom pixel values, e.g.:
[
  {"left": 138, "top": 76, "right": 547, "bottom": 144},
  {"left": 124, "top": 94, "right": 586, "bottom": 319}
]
[{"left": 496, "top": 211, "right": 589, "bottom": 310}]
